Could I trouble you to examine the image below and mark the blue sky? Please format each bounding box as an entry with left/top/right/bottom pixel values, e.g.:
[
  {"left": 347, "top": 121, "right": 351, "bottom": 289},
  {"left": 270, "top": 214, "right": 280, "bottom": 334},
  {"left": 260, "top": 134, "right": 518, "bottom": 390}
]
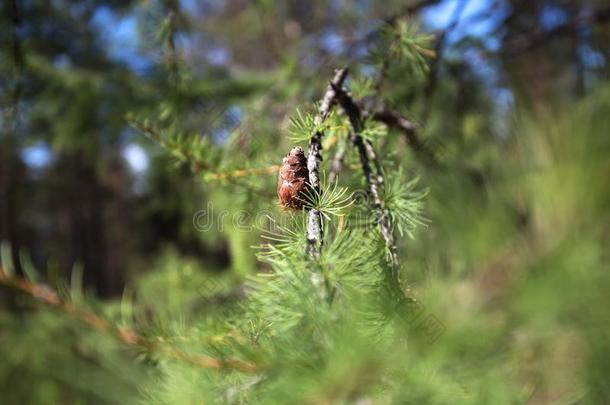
[
  {"left": 422, "top": 0, "right": 508, "bottom": 51},
  {"left": 91, "top": 6, "right": 151, "bottom": 73}
]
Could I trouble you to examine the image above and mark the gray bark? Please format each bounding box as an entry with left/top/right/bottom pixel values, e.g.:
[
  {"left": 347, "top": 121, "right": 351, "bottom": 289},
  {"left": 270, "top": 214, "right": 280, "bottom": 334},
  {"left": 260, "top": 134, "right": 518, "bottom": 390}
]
[{"left": 305, "top": 68, "right": 348, "bottom": 259}]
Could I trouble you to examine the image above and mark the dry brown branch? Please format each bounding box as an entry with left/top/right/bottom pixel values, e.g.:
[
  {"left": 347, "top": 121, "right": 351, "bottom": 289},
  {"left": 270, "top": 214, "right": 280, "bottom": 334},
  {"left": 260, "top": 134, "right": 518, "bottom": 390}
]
[{"left": 0, "top": 268, "right": 260, "bottom": 373}]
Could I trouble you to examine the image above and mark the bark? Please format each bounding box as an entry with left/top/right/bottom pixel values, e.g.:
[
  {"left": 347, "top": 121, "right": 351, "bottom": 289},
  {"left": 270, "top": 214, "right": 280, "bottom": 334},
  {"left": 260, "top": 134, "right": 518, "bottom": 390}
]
[{"left": 305, "top": 68, "right": 348, "bottom": 259}]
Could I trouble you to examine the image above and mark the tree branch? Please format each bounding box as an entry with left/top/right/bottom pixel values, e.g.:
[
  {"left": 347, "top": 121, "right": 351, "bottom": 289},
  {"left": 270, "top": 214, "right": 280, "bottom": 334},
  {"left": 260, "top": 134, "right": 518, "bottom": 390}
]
[
  {"left": 370, "top": 107, "right": 439, "bottom": 166},
  {"left": 331, "top": 84, "right": 401, "bottom": 280},
  {"left": 0, "top": 269, "right": 259, "bottom": 372},
  {"left": 306, "top": 68, "right": 348, "bottom": 259}
]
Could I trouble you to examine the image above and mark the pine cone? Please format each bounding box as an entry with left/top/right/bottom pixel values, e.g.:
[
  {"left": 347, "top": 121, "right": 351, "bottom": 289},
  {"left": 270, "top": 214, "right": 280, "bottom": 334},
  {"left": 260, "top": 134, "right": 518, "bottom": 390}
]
[{"left": 277, "top": 147, "right": 309, "bottom": 209}]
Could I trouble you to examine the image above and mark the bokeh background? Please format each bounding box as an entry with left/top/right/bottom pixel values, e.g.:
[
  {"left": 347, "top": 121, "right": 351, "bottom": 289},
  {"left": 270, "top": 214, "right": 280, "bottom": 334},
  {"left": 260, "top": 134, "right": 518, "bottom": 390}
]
[{"left": 1, "top": 0, "right": 609, "bottom": 403}]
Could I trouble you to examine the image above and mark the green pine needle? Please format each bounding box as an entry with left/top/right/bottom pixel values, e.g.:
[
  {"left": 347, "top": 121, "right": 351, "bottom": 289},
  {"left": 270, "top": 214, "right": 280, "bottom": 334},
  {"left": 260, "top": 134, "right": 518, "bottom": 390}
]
[
  {"left": 382, "top": 171, "right": 429, "bottom": 238},
  {"left": 302, "top": 175, "right": 355, "bottom": 221},
  {"left": 360, "top": 118, "right": 388, "bottom": 142},
  {"left": 288, "top": 106, "right": 340, "bottom": 143}
]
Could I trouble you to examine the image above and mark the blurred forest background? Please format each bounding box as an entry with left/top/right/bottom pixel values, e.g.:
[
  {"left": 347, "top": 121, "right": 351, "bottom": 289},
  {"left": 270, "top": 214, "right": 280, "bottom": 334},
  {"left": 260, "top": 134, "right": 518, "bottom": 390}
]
[{"left": 1, "top": 0, "right": 609, "bottom": 403}]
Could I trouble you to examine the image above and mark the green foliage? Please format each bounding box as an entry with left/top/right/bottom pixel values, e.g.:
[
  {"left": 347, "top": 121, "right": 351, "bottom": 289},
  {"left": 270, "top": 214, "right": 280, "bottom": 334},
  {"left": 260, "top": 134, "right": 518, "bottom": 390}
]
[
  {"left": 360, "top": 118, "right": 388, "bottom": 142},
  {"left": 349, "top": 76, "right": 376, "bottom": 99},
  {"left": 128, "top": 115, "right": 212, "bottom": 172},
  {"left": 375, "top": 20, "right": 435, "bottom": 74},
  {"left": 382, "top": 172, "right": 428, "bottom": 238},
  {"left": 288, "top": 106, "right": 341, "bottom": 143},
  {"left": 2, "top": 1, "right": 610, "bottom": 404},
  {"left": 302, "top": 176, "right": 354, "bottom": 220}
]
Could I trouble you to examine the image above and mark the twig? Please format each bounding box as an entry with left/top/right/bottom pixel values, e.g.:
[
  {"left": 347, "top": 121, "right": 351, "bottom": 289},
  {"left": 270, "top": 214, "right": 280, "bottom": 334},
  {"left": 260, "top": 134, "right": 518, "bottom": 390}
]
[
  {"left": 205, "top": 165, "right": 280, "bottom": 181},
  {"left": 133, "top": 120, "right": 284, "bottom": 185},
  {"left": 350, "top": 0, "right": 443, "bottom": 168},
  {"left": 371, "top": 107, "right": 437, "bottom": 166},
  {"left": 131, "top": 120, "right": 210, "bottom": 173},
  {"left": 359, "top": 19, "right": 438, "bottom": 167},
  {"left": 305, "top": 68, "right": 348, "bottom": 259},
  {"left": 327, "top": 137, "right": 347, "bottom": 184},
  {"left": 355, "top": 0, "right": 444, "bottom": 46},
  {"left": 331, "top": 84, "right": 401, "bottom": 280},
  {"left": 0, "top": 269, "right": 259, "bottom": 373},
  {"left": 369, "top": 0, "right": 438, "bottom": 92}
]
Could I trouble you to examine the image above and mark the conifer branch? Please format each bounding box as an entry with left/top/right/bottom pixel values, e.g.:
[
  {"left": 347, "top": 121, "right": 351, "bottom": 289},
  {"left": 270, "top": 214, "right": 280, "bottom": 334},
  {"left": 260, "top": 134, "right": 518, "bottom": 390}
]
[
  {"left": 130, "top": 119, "right": 210, "bottom": 172},
  {"left": 306, "top": 68, "right": 348, "bottom": 259},
  {"left": 331, "top": 84, "right": 401, "bottom": 280},
  {"left": 132, "top": 119, "right": 282, "bottom": 185},
  {"left": 371, "top": 107, "right": 437, "bottom": 166},
  {"left": 361, "top": 12, "right": 438, "bottom": 167},
  {"left": 0, "top": 269, "right": 259, "bottom": 373},
  {"left": 205, "top": 165, "right": 281, "bottom": 181}
]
